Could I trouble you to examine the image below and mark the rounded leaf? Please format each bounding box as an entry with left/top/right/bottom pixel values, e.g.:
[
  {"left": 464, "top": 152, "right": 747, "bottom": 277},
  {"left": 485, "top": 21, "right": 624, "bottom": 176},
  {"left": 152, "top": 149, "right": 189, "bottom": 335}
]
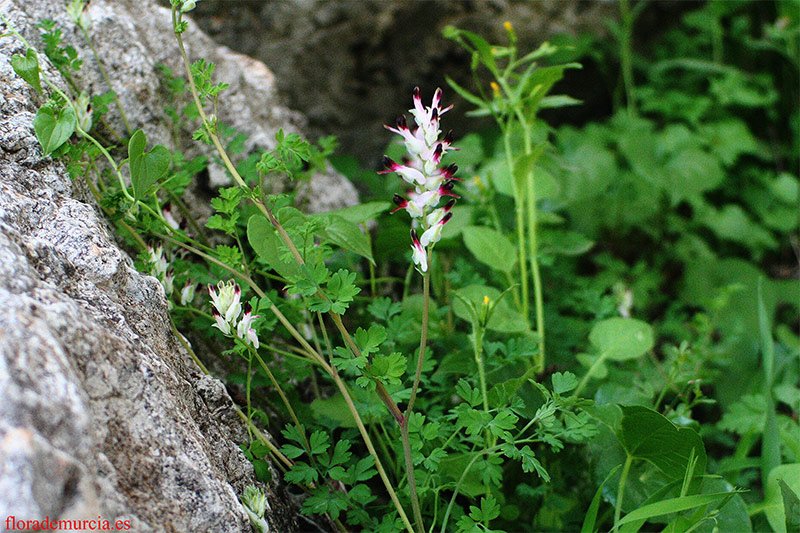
[{"left": 589, "top": 317, "right": 654, "bottom": 360}]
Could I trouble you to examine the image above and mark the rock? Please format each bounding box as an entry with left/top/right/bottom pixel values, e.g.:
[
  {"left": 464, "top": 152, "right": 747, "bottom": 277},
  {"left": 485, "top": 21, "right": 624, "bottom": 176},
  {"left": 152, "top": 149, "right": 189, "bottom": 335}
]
[
  {"left": 0, "top": 0, "right": 328, "bottom": 530},
  {"left": 185, "top": 0, "right": 617, "bottom": 163}
]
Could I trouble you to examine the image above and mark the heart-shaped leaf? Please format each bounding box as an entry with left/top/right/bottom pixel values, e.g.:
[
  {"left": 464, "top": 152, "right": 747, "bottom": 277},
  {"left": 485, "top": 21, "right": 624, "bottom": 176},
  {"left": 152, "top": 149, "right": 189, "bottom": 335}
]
[
  {"left": 317, "top": 215, "right": 374, "bottom": 264},
  {"left": 247, "top": 214, "right": 302, "bottom": 280},
  {"left": 128, "top": 130, "right": 171, "bottom": 199},
  {"left": 11, "top": 48, "right": 42, "bottom": 94},
  {"left": 462, "top": 226, "right": 517, "bottom": 274},
  {"left": 618, "top": 405, "right": 706, "bottom": 480},
  {"left": 33, "top": 104, "right": 76, "bottom": 156}
]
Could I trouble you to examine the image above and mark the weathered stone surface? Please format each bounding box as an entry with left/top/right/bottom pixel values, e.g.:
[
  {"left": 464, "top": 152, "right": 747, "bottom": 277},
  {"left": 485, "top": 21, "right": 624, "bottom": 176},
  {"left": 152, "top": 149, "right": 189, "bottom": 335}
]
[
  {"left": 0, "top": 0, "right": 322, "bottom": 530},
  {"left": 186, "top": 0, "right": 617, "bottom": 163}
]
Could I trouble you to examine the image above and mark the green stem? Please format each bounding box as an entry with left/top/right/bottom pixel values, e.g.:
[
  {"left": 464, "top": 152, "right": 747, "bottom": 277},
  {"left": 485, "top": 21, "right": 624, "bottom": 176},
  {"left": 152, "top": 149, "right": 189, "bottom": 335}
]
[
  {"left": 504, "top": 127, "right": 529, "bottom": 318},
  {"left": 619, "top": 0, "right": 637, "bottom": 116},
  {"left": 329, "top": 363, "right": 415, "bottom": 533},
  {"left": 405, "top": 252, "right": 431, "bottom": 415},
  {"left": 170, "top": 318, "right": 293, "bottom": 470},
  {"left": 613, "top": 454, "right": 634, "bottom": 533},
  {"left": 517, "top": 117, "right": 545, "bottom": 372},
  {"left": 573, "top": 354, "right": 607, "bottom": 399},
  {"left": 400, "top": 424, "right": 425, "bottom": 533},
  {"left": 250, "top": 347, "right": 309, "bottom": 451},
  {"left": 400, "top": 252, "right": 431, "bottom": 533}
]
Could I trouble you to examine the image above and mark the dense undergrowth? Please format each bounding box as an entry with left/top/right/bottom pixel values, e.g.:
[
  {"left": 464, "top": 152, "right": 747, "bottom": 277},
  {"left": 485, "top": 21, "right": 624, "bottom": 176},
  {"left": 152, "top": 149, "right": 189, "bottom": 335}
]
[{"left": 4, "top": 0, "right": 799, "bottom": 531}]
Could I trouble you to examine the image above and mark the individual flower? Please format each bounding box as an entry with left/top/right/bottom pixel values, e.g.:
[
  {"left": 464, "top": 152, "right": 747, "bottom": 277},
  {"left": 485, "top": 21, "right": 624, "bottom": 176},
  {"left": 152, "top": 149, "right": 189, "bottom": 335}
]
[
  {"left": 163, "top": 269, "right": 175, "bottom": 296},
  {"left": 180, "top": 281, "right": 197, "bottom": 305},
  {"left": 148, "top": 244, "right": 168, "bottom": 280},
  {"left": 162, "top": 203, "right": 180, "bottom": 230},
  {"left": 236, "top": 303, "right": 260, "bottom": 349},
  {"left": 75, "top": 91, "right": 93, "bottom": 133},
  {"left": 66, "top": 0, "right": 91, "bottom": 33},
  {"left": 382, "top": 87, "right": 458, "bottom": 272},
  {"left": 209, "top": 280, "right": 242, "bottom": 323},
  {"left": 410, "top": 230, "right": 427, "bottom": 272},
  {"left": 208, "top": 281, "right": 260, "bottom": 348}
]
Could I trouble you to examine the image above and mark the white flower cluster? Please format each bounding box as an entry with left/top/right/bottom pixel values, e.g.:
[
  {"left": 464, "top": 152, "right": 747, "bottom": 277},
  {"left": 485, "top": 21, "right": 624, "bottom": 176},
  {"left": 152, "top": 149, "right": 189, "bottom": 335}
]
[
  {"left": 146, "top": 244, "right": 195, "bottom": 306},
  {"left": 208, "top": 281, "right": 259, "bottom": 348},
  {"left": 382, "top": 87, "right": 459, "bottom": 272}
]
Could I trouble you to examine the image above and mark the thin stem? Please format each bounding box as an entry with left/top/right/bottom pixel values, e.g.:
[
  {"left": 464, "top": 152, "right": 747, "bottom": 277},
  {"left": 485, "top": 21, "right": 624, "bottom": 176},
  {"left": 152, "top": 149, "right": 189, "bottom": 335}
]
[
  {"left": 504, "top": 127, "right": 529, "bottom": 318},
  {"left": 516, "top": 116, "right": 545, "bottom": 372},
  {"left": 573, "top": 354, "right": 607, "bottom": 399},
  {"left": 251, "top": 347, "right": 308, "bottom": 450},
  {"left": 405, "top": 251, "right": 431, "bottom": 415},
  {"left": 170, "top": 318, "right": 293, "bottom": 470},
  {"left": 329, "top": 363, "right": 415, "bottom": 533},
  {"left": 619, "top": 0, "right": 637, "bottom": 117},
  {"left": 329, "top": 312, "right": 404, "bottom": 425},
  {"left": 400, "top": 424, "right": 425, "bottom": 533},
  {"left": 613, "top": 454, "right": 634, "bottom": 533}
]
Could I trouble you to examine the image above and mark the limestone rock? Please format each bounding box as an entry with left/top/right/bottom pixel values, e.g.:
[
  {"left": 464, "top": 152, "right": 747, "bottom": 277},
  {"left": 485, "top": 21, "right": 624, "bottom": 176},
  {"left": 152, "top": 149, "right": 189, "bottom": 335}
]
[
  {"left": 186, "top": 0, "right": 617, "bottom": 162},
  {"left": 0, "top": 0, "right": 328, "bottom": 530}
]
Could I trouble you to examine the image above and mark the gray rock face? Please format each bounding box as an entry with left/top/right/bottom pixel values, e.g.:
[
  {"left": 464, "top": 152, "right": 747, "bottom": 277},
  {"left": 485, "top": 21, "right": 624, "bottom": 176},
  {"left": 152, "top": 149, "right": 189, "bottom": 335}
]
[
  {"left": 0, "top": 0, "right": 322, "bottom": 530},
  {"left": 186, "top": 0, "right": 616, "bottom": 163}
]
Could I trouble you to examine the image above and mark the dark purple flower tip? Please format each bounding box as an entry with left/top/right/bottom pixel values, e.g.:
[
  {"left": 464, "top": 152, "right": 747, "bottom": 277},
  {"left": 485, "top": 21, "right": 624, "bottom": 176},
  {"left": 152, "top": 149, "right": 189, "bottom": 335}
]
[
  {"left": 440, "top": 181, "right": 460, "bottom": 198},
  {"left": 211, "top": 307, "right": 222, "bottom": 318},
  {"left": 441, "top": 212, "right": 453, "bottom": 225},
  {"left": 441, "top": 163, "right": 459, "bottom": 179},
  {"left": 443, "top": 130, "right": 454, "bottom": 144},
  {"left": 208, "top": 283, "right": 215, "bottom": 295},
  {"left": 431, "top": 107, "right": 439, "bottom": 121},
  {"left": 391, "top": 194, "right": 408, "bottom": 213},
  {"left": 413, "top": 86, "right": 420, "bottom": 99},
  {"left": 396, "top": 115, "right": 408, "bottom": 130},
  {"left": 378, "top": 156, "right": 397, "bottom": 174},
  {"left": 444, "top": 199, "right": 456, "bottom": 211},
  {"left": 433, "top": 143, "right": 443, "bottom": 161},
  {"left": 434, "top": 87, "right": 443, "bottom": 105},
  {"left": 410, "top": 228, "right": 421, "bottom": 244},
  {"left": 243, "top": 302, "right": 252, "bottom": 314}
]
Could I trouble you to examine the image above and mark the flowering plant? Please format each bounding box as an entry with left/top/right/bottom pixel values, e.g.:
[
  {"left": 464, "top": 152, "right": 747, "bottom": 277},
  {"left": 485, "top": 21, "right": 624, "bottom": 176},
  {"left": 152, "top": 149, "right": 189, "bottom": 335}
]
[{"left": 382, "top": 87, "right": 459, "bottom": 272}]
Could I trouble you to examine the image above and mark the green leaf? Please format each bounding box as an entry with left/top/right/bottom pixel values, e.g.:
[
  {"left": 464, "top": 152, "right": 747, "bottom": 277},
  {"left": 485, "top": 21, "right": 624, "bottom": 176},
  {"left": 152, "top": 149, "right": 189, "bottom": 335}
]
[
  {"left": 589, "top": 318, "right": 654, "bottom": 361},
  {"left": 780, "top": 480, "right": 800, "bottom": 532},
  {"left": 346, "top": 456, "right": 377, "bottom": 483},
  {"left": 128, "top": 130, "right": 171, "bottom": 199},
  {"left": 12, "top": 48, "right": 42, "bottom": 94},
  {"left": 539, "top": 94, "right": 582, "bottom": 109},
  {"left": 552, "top": 372, "right": 578, "bottom": 395},
  {"left": 284, "top": 461, "right": 318, "bottom": 485},
  {"left": 462, "top": 226, "right": 517, "bottom": 274},
  {"left": 445, "top": 75, "right": 488, "bottom": 110},
  {"left": 354, "top": 325, "right": 386, "bottom": 355},
  {"left": 315, "top": 201, "right": 390, "bottom": 224},
  {"left": 617, "top": 492, "right": 737, "bottom": 527},
  {"left": 309, "top": 430, "right": 330, "bottom": 456},
  {"left": 581, "top": 465, "right": 621, "bottom": 533},
  {"left": 469, "top": 495, "right": 501, "bottom": 523},
  {"left": 247, "top": 215, "right": 302, "bottom": 280},
  {"left": 456, "top": 379, "right": 484, "bottom": 407},
  {"left": 318, "top": 215, "right": 374, "bottom": 264},
  {"left": 764, "top": 464, "right": 800, "bottom": 533},
  {"left": 33, "top": 103, "right": 76, "bottom": 155},
  {"left": 617, "top": 405, "right": 707, "bottom": 480}
]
